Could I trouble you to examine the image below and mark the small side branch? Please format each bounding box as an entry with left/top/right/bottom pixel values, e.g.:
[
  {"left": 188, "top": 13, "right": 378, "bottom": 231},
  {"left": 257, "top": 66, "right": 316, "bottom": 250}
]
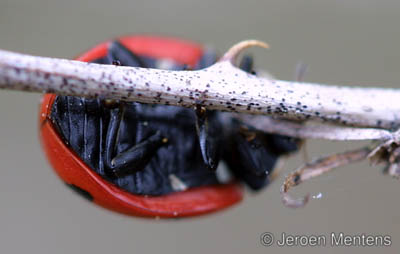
[
  {"left": 237, "top": 115, "right": 393, "bottom": 141},
  {"left": 280, "top": 147, "right": 371, "bottom": 208}
]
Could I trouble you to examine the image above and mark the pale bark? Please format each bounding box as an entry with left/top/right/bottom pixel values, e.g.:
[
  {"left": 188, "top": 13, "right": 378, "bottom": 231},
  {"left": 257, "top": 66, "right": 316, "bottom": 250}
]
[{"left": 1, "top": 40, "right": 400, "bottom": 140}]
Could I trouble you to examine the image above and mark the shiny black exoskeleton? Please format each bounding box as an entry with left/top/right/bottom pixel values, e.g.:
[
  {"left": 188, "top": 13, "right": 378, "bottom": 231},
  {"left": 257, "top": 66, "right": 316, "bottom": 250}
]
[{"left": 49, "top": 41, "right": 299, "bottom": 196}]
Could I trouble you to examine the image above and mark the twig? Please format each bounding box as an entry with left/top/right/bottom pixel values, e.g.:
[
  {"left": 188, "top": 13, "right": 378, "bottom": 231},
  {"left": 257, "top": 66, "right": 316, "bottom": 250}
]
[
  {"left": 1, "top": 40, "right": 400, "bottom": 135},
  {"left": 236, "top": 115, "right": 393, "bottom": 141},
  {"left": 280, "top": 147, "right": 372, "bottom": 208},
  {"left": 1, "top": 39, "right": 399, "bottom": 209}
]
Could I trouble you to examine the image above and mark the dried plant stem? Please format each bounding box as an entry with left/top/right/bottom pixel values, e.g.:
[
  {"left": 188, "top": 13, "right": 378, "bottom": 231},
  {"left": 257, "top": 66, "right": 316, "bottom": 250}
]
[
  {"left": 1, "top": 40, "right": 400, "bottom": 140},
  {"left": 281, "top": 147, "right": 372, "bottom": 208},
  {"left": 236, "top": 115, "right": 393, "bottom": 141}
]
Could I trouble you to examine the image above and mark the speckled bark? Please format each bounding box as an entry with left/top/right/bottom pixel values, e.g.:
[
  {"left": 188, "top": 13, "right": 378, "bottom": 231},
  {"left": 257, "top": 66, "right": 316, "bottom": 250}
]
[{"left": 1, "top": 44, "right": 400, "bottom": 133}]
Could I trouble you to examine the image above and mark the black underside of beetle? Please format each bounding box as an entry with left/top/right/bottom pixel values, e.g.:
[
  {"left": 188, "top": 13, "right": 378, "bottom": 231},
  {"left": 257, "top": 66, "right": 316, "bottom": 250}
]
[{"left": 50, "top": 41, "right": 299, "bottom": 196}]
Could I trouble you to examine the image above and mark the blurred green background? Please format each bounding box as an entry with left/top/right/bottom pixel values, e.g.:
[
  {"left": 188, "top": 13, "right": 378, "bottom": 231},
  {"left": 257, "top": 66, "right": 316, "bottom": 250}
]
[{"left": 0, "top": 1, "right": 399, "bottom": 253}]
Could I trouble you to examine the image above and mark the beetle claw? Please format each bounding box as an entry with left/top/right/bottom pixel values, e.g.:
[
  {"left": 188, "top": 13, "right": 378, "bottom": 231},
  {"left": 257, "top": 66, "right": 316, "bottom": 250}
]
[{"left": 195, "top": 105, "right": 220, "bottom": 171}]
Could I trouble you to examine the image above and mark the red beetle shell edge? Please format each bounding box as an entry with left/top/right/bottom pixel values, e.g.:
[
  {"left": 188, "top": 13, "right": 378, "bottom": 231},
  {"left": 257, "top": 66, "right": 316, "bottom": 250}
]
[{"left": 39, "top": 35, "right": 243, "bottom": 218}]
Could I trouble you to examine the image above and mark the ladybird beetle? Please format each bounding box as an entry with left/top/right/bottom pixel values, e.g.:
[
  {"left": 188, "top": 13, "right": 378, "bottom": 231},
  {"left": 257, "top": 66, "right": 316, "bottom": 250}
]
[{"left": 39, "top": 35, "right": 299, "bottom": 218}]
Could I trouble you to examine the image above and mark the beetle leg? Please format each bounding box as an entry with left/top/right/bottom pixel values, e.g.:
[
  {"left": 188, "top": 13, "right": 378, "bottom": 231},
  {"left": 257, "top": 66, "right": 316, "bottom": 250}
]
[
  {"left": 238, "top": 55, "right": 254, "bottom": 73},
  {"left": 104, "top": 105, "right": 167, "bottom": 178},
  {"left": 105, "top": 40, "right": 147, "bottom": 67},
  {"left": 223, "top": 120, "right": 286, "bottom": 190},
  {"left": 235, "top": 126, "right": 278, "bottom": 176},
  {"left": 194, "top": 105, "right": 220, "bottom": 171},
  {"left": 227, "top": 147, "right": 276, "bottom": 189},
  {"left": 231, "top": 126, "right": 300, "bottom": 190}
]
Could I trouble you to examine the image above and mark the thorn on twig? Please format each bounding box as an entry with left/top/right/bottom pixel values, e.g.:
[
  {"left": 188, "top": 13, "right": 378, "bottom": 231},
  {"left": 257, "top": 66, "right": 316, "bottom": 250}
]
[
  {"left": 219, "top": 40, "right": 269, "bottom": 66},
  {"left": 281, "top": 147, "right": 371, "bottom": 208}
]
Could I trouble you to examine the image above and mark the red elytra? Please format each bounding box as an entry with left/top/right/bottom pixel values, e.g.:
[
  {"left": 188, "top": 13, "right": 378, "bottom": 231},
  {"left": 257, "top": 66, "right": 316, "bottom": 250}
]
[{"left": 39, "top": 35, "right": 243, "bottom": 218}]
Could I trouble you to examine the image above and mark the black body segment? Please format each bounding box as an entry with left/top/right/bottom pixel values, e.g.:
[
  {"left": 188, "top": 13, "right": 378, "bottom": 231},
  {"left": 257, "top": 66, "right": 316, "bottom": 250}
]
[
  {"left": 50, "top": 95, "right": 222, "bottom": 195},
  {"left": 50, "top": 40, "right": 299, "bottom": 196}
]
